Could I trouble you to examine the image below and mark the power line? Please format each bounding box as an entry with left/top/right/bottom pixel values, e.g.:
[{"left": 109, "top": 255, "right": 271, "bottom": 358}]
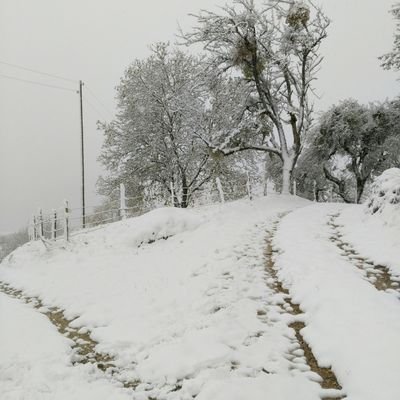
[
  {"left": 0, "top": 60, "right": 77, "bottom": 83},
  {"left": 0, "top": 73, "right": 77, "bottom": 93},
  {"left": 0, "top": 60, "right": 114, "bottom": 116},
  {"left": 85, "top": 85, "right": 114, "bottom": 118},
  {"left": 83, "top": 95, "right": 109, "bottom": 121}
]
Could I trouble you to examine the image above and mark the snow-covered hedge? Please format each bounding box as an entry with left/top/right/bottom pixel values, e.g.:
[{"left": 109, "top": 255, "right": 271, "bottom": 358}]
[{"left": 366, "top": 168, "right": 400, "bottom": 226}]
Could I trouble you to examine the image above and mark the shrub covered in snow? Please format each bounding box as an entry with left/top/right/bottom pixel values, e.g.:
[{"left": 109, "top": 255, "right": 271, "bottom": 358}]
[{"left": 366, "top": 168, "right": 400, "bottom": 225}]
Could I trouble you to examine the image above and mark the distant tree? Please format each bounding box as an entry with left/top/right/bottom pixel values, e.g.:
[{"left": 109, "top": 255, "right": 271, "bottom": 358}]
[
  {"left": 303, "top": 100, "right": 400, "bottom": 203},
  {"left": 184, "top": 0, "right": 329, "bottom": 194},
  {"left": 380, "top": 98, "right": 400, "bottom": 168},
  {"left": 99, "top": 43, "right": 220, "bottom": 208},
  {"left": 380, "top": 3, "right": 400, "bottom": 71},
  {"left": 0, "top": 228, "right": 29, "bottom": 262}
]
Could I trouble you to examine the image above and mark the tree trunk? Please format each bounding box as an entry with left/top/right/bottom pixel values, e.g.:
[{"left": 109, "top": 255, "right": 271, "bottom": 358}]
[
  {"left": 281, "top": 155, "right": 294, "bottom": 195},
  {"left": 181, "top": 188, "right": 189, "bottom": 208},
  {"left": 356, "top": 178, "right": 367, "bottom": 204},
  {"left": 180, "top": 174, "right": 189, "bottom": 208},
  {"left": 323, "top": 164, "right": 352, "bottom": 204}
]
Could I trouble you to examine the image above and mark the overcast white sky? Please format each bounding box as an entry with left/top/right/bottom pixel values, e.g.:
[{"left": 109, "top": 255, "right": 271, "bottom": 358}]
[{"left": 0, "top": 0, "right": 399, "bottom": 233}]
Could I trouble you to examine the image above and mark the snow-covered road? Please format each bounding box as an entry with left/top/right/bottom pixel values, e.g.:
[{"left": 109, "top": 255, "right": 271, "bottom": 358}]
[{"left": 1, "top": 196, "right": 399, "bottom": 399}]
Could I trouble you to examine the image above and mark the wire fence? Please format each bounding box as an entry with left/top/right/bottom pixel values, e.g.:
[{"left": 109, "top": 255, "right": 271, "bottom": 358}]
[
  {"left": 28, "top": 177, "right": 261, "bottom": 245},
  {"left": 28, "top": 174, "right": 328, "bottom": 246}
]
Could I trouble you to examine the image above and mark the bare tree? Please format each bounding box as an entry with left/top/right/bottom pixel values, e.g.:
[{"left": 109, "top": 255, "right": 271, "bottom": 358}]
[{"left": 183, "top": 0, "right": 329, "bottom": 194}]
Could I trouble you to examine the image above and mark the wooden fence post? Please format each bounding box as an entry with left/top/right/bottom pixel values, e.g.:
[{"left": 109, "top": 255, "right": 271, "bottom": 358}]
[
  {"left": 33, "top": 216, "right": 38, "bottom": 240},
  {"left": 120, "top": 183, "right": 127, "bottom": 220},
  {"left": 29, "top": 215, "right": 35, "bottom": 241},
  {"left": 246, "top": 172, "right": 253, "bottom": 200},
  {"left": 263, "top": 180, "right": 268, "bottom": 197},
  {"left": 313, "top": 180, "right": 317, "bottom": 202},
  {"left": 64, "top": 200, "right": 69, "bottom": 242},
  {"left": 293, "top": 180, "right": 297, "bottom": 196},
  {"left": 215, "top": 177, "right": 225, "bottom": 204},
  {"left": 38, "top": 209, "right": 44, "bottom": 238},
  {"left": 52, "top": 209, "right": 57, "bottom": 240},
  {"left": 170, "top": 182, "right": 175, "bottom": 207}
]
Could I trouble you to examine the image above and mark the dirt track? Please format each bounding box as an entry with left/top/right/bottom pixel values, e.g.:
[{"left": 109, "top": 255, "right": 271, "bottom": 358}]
[
  {"left": 264, "top": 214, "right": 344, "bottom": 399},
  {"left": 0, "top": 281, "right": 139, "bottom": 390},
  {"left": 328, "top": 213, "right": 400, "bottom": 296}
]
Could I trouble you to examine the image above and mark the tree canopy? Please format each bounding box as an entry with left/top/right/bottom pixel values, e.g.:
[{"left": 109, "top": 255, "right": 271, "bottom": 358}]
[
  {"left": 296, "top": 99, "right": 400, "bottom": 203},
  {"left": 184, "top": 0, "right": 329, "bottom": 193}
]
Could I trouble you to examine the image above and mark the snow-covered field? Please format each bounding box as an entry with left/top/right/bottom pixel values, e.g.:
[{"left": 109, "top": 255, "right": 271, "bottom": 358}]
[{"left": 1, "top": 192, "right": 399, "bottom": 400}]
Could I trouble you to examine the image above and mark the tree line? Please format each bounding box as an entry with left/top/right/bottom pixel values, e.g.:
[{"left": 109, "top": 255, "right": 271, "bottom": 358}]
[
  {"left": 97, "top": 0, "right": 400, "bottom": 207},
  {"left": 0, "top": 230, "right": 29, "bottom": 262}
]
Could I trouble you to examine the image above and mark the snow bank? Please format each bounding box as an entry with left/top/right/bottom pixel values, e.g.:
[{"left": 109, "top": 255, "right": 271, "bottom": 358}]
[
  {"left": 0, "top": 293, "right": 130, "bottom": 400},
  {"left": 85, "top": 207, "right": 204, "bottom": 248},
  {"left": 366, "top": 168, "right": 400, "bottom": 226},
  {"left": 274, "top": 203, "right": 400, "bottom": 400}
]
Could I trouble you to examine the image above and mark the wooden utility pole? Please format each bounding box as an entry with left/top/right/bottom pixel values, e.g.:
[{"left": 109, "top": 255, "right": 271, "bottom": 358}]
[{"left": 79, "top": 80, "right": 86, "bottom": 229}]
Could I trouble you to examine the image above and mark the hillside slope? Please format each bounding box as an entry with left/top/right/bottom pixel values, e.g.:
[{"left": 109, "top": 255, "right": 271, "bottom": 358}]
[{"left": 1, "top": 194, "right": 400, "bottom": 400}]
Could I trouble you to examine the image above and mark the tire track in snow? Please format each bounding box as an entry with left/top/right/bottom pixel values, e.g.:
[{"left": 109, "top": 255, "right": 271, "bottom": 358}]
[
  {"left": 264, "top": 214, "right": 345, "bottom": 400},
  {"left": 328, "top": 213, "right": 400, "bottom": 296},
  {"left": 0, "top": 281, "right": 139, "bottom": 390}
]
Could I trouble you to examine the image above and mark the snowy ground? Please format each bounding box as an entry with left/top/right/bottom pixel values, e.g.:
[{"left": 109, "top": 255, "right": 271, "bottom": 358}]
[
  {"left": 274, "top": 203, "right": 400, "bottom": 400},
  {"left": 1, "top": 195, "right": 399, "bottom": 399},
  {"left": 0, "top": 292, "right": 131, "bottom": 400}
]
